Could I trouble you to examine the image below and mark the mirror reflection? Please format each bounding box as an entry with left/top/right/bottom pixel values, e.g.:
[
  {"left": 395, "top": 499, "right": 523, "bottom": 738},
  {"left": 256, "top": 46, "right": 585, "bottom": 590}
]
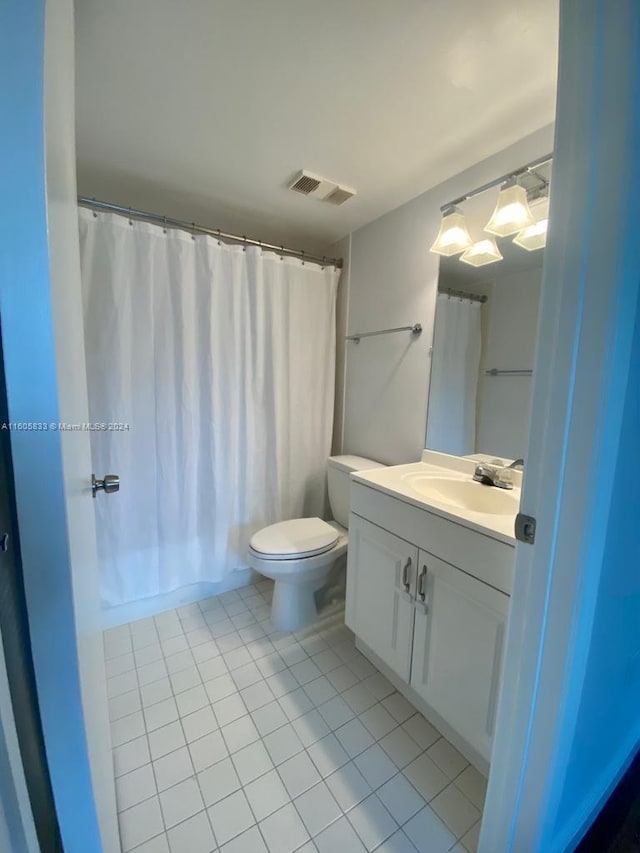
[{"left": 426, "top": 160, "right": 551, "bottom": 461}]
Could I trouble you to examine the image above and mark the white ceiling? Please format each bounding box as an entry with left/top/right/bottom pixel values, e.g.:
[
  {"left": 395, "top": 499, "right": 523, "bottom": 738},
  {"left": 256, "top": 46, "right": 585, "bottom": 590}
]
[{"left": 75, "top": 0, "right": 559, "bottom": 254}]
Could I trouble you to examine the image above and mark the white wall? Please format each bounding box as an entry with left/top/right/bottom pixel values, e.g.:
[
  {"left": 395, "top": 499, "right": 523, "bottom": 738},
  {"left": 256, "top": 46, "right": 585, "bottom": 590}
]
[
  {"left": 476, "top": 267, "right": 542, "bottom": 459},
  {"left": 342, "top": 125, "right": 554, "bottom": 466}
]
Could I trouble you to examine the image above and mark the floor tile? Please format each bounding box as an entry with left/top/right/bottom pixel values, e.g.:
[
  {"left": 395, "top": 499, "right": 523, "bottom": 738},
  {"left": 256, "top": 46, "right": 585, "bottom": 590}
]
[
  {"left": 106, "top": 651, "right": 135, "bottom": 679},
  {"left": 291, "top": 709, "right": 330, "bottom": 747},
  {"left": 159, "top": 776, "right": 205, "bottom": 828},
  {"left": 144, "top": 698, "right": 180, "bottom": 733},
  {"left": 198, "top": 757, "right": 241, "bottom": 806},
  {"left": 231, "top": 740, "right": 274, "bottom": 785},
  {"left": 110, "top": 689, "right": 142, "bottom": 722},
  {"left": 278, "top": 642, "right": 309, "bottom": 668},
  {"left": 251, "top": 700, "right": 289, "bottom": 736},
  {"left": 303, "top": 676, "right": 338, "bottom": 708},
  {"left": 277, "top": 751, "right": 321, "bottom": 799},
  {"left": 290, "top": 659, "right": 322, "bottom": 686},
  {"left": 324, "top": 666, "right": 358, "bottom": 694},
  {"left": 324, "top": 760, "right": 371, "bottom": 813},
  {"left": 359, "top": 704, "right": 398, "bottom": 740},
  {"left": 170, "top": 666, "right": 202, "bottom": 695},
  {"left": 116, "top": 763, "right": 157, "bottom": 812},
  {"left": 317, "top": 696, "right": 354, "bottom": 730},
  {"left": 224, "top": 647, "right": 253, "bottom": 671},
  {"left": 192, "top": 641, "right": 221, "bottom": 665},
  {"left": 244, "top": 768, "right": 289, "bottom": 821},
  {"left": 166, "top": 650, "right": 197, "bottom": 676},
  {"left": 306, "top": 734, "right": 350, "bottom": 778},
  {"left": 402, "top": 715, "right": 440, "bottom": 751},
  {"left": 176, "top": 685, "right": 210, "bottom": 717},
  {"left": 189, "top": 730, "right": 229, "bottom": 772},
  {"left": 119, "top": 796, "right": 164, "bottom": 851},
  {"left": 108, "top": 669, "right": 139, "bottom": 698},
  {"left": 141, "top": 678, "right": 174, "bottom": 709},
  {"left": 381, "top": 692, "right": 416, "bottom": 724},
  {"left": 454, "top": 766, "right": 487, "bottom": 811},
  {"left": 205, "top": 674, "right": 238, "bottom": 704},
  {"left": 346, "top": 794, "right": 397, "bottom": 851},
  {"left": 259, "top": 803, "right": 309, "bottom": 853},
  {"left": 213, "top": 694, "right": 248, "bottom": 727},
  {"left": 129, "top": 834, "right": 170, "bottom": 853},
  {"left": 221, "top": 715, "right": 261, "bottom": 754},
  {"left": 137, "top": 660, "right": 169, "bottom": 687},
  {"left": 403, "top": 754, "right": 449, "bottom": 803},
  {"left": 314, "top": 816, "right": 366, "bottom": 853},
  {"left": 135, "top": 644, "right": 164, "bottom": 667},
  {"left": 114, "top": 735, "right": 151, "bottom": 777},
  {"left": 149, "top": 721, "right": 186, "bottom": 761},
  {"left": 263, "top": 723, "right": 304, "bottom": 765},
  {"left": 334, "top": 718, "right": 375, "bottom": 758},
  {"left": 266, "top": 669, "right": 299, "bottom": 699},
  {"left": 377, "top": 773, "right": 425, "bottom": 824},
  {"left": 311, "top": 650, "right": 341, "bottom": 674},
  {"left": 278, "top": 687, "right": 314, "bottom": 722},
  {"left": 353, "top": 744, "right": 398, "bottom": 789},
  {"left": 231, "top": 662, "right": 263, "bottom": 690},
  {"left": 461, "top": 820, "right": 481, "bottom": 853},
  {"left": 430, "top": 783, "right": 480, "bottom": 838},
  {"left": 375, "top": 829, "right": 418, "bottom": 852},
  {"left": 341, "top": 684, "right": 377, "bottom": 715},
  {"left": 294, "top": 780, "right": 342, "bottom": 837},
  {"left": 360, "top": 673, "right": 395, "bottom": 701},
  {"left": 182, "top": 705, "right": 218, "bottom": 743},
  {"left": 403, "top": 805, "right": 456, "bottom": 853},
  {"left": 220, "top": 825, "right": 267, "bottom": 853},
  {"left": 154, "top": 746, "right": 194, "bottom": 792},
  {"left": 112, "top": 711, "right": 146, "bottom": 748},
  {"left": 240, "top": 681, "right": 274, "bottom": 712},
  {"left": 256, "top": 652, "right": 286, "bottom": 679},
  {"left": 198, "top": 655, "right": 229, "bottom": 682},
  {"left": 379, "top": 727, "right": 423, "bottom": 770},
  {"left": 207, "top": 790, "right": 255, "bottom": 846},
  {"left": 167, "top": 810, "right": 216, "bottom": 853}
]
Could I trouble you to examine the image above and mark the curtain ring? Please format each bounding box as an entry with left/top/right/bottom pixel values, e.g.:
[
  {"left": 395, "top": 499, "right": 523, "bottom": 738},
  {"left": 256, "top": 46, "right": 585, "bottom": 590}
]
[
  {"left": 163, "top": 215, "right": 167, "bottom": 234},
  {"left": 242, "top": 235, "right": 247, "bottom": 252},
  {"left": 301, "top": 250, "right": 305, "bottom": 266},
  {"left": 191, "top": 222, "right": 196, "bottom": 241},
  {"left": 128, "top": 206, "right": 133, "bottom": 226},
  {"left": 280, "top": 246, "right": 284, "bottom": 261},
  {"left": 217, "top": 228, "right": 222, "bottom": 246},
  {"left": 321, "top": 255, "right": 326, "bottom": 269}
]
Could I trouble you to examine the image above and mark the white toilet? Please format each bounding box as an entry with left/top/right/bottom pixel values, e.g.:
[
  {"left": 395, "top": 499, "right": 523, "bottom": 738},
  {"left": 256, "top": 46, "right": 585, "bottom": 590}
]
[{"left": 248, "top": 455, "right": 385, "bottom": 632}]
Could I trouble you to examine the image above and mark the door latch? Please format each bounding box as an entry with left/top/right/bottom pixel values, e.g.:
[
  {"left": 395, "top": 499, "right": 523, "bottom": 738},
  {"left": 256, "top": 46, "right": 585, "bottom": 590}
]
[
  {"left": 92, "top": 474, "right": 120, "bottom": 498},
  {"left": 515, "top": 513, "right": 536, "bottom": 544}
]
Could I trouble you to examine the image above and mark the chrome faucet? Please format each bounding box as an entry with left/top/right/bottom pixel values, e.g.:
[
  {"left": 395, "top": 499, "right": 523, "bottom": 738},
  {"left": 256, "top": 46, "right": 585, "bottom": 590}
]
[{"left": 472, "top": 457, "right": 523, "bottom": 490}]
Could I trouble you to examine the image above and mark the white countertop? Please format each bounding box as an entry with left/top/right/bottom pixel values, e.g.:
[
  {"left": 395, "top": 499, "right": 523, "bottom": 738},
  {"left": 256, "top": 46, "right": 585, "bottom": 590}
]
[{"left": 351, "top": 450, "right": 520, "bottom": 545}]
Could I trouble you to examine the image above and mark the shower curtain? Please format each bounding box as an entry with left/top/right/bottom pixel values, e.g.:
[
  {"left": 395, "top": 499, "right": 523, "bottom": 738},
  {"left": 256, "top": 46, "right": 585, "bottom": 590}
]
[
  {"left": 426, "top": 293, "right": 482, "bottom": 456},
  {"left": 78, "top": 209, "right": 339, "bottom": 606}
]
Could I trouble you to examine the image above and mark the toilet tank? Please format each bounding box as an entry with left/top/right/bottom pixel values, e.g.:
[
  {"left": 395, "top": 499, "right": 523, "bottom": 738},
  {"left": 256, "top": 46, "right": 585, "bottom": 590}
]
[{"left": 327, "top": 455, "right": 386, "bottom": 528}]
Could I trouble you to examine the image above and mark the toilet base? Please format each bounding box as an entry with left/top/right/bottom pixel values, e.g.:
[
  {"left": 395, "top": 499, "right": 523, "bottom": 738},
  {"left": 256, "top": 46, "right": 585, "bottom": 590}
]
[{"left": 271, "top": 580, "right": 318, "bottom": 632}]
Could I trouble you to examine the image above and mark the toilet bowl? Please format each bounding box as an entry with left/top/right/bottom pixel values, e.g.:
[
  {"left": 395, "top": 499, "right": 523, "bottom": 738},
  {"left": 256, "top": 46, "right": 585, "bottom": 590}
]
[{"left": 247, "top": 455, "right": 385, "bottom": 632}]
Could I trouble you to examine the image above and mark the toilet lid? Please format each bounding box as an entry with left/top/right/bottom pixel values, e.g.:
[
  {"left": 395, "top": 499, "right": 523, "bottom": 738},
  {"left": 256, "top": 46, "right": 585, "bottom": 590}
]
[{"left": 250, "top": 517, "right": 340, "bottom": 559}]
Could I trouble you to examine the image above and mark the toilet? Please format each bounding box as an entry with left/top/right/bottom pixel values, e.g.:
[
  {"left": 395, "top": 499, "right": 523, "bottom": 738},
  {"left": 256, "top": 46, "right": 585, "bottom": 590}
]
[{"left": 247, "top": 455, "right": 385, "bottom": 632}]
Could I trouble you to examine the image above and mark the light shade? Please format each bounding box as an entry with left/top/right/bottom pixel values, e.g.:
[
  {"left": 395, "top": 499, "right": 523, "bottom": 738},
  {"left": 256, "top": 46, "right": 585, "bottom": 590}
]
[
  {"left": 513, "top": 196, "right": 549, "bottom": 251},
  {"left": 460, "top": 237, "right": 503, "bottom": 267},
  {"left": 429, "top": 208, "right": 473, "bottom": 256},
  {"left": 485, "top": 184, "right": 535, "bottom": 237}
]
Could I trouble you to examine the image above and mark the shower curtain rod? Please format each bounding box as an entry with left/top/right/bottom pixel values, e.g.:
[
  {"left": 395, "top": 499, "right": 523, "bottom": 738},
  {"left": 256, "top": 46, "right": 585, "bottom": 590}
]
[
  {"left": 439, "top": 287, "right": 488, "bottom": 304},
  {"left": 77, "top": 196, "right": 343, "bottom": 269}
]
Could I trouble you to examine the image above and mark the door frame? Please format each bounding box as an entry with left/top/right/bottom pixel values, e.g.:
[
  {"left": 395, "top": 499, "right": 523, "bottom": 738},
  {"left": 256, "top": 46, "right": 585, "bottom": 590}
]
[{"left": 480, "top": 1, "right": 640, "bottom": 850}]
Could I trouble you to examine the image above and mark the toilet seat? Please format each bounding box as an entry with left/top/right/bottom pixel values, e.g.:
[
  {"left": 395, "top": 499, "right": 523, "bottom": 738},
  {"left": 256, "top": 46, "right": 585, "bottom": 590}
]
[{"left": 249, "top": 517, "right": 339, "bottom": 560}]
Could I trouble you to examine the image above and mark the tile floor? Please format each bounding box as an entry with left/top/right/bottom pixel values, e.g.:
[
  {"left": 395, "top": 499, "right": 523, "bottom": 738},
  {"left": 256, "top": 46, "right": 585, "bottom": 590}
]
[{"left": 104, "top": 580, "right": 486, "bottom": 853}]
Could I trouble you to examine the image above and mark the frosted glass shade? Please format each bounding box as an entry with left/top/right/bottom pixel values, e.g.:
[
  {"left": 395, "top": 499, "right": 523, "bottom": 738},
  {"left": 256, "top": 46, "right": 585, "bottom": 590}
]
[
  {"left": 460, "top": 238, "right": 503, "bottom": 267},
  {"left": 430, "top": 209, "right": 473, "bottom": 256},
  {"left": 485, "top": 184, "right": 535, "bottom": 237},
  {"left": 513, "top": 218, "right": 548, "bottom": 250}
]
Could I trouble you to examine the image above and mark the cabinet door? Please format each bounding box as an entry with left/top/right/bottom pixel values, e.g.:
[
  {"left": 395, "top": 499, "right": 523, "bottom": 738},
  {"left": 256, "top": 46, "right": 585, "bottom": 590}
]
[
  {"left": 346, "top": 515, "right": 417, "bottom": 682},
  {"left": 410, "top": 551, "right": 509, "bottom": 762}
]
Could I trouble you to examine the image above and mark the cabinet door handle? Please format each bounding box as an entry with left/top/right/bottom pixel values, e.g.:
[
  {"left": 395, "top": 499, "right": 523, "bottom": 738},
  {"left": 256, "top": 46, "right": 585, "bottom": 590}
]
[
  {"left": 418, "top": 564, "right": 428, "bottom": 602},
  {"left": 402, "top": 557, "right": 412, "bottom": 592}
]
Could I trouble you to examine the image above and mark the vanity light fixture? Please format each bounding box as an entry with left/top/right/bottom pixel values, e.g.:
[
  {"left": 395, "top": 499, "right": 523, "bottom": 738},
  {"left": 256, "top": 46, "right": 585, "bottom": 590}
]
[
  {"left": 513, "top": 196, "right": 549, "bottom": 251},
  {"left": 460, "top": 237, "right": 503, "bottom": 267},
  {"left": 484, "top": 180, "right": 536, "bottom": 237},
  {"left": 429, "top": 207, "right": 473, "bottom": 256}
]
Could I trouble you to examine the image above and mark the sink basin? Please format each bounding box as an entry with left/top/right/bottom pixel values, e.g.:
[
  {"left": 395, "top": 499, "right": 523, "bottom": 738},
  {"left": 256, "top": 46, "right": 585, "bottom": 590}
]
[{"left": 401, "top": 473, "right": 519, "bottom": 516}]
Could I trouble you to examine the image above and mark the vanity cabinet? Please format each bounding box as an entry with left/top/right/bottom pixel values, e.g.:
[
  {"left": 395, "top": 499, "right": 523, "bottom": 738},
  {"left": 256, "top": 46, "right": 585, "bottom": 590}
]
[
  {"left": 346, "top": 481, "right": 514, "bottom": 769},
  {"left": 345, "top": 516, "right": 416, "bottom": 682},
  {"left": 410, "top": 551, "right": 508, "bottom": 763}
]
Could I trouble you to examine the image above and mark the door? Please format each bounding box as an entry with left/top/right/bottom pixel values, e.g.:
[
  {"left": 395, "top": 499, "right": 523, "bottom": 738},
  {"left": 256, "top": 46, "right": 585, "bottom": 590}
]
[
  {"left": 0, "top": 2, "right": 119, "bottom": 850},
  {"left": 410, "top": 551, "right": 509, "bottom": 762},
  {"left": 345, "top": 515, "right": 417, "bottom": 681}
]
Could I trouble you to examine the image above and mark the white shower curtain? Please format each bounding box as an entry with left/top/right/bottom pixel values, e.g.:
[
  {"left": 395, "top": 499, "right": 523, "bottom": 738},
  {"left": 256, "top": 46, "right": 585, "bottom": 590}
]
[
  {"left": 78, "top": 209, "right": 339, "bottom": 606},
  {"left": 426, "top": 293, "right": 482, "bottom": 456}
]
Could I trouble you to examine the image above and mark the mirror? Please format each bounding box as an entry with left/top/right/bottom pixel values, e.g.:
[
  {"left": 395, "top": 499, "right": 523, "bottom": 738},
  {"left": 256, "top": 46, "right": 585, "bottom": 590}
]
[{"left": 426, "top": 160, "right": 551, "bottom": 462}]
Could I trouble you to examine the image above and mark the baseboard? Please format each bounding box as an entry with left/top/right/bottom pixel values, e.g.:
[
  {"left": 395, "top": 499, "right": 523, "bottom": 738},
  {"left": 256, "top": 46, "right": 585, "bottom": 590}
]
[{"left": 101, "top": 568, "right": 259, "bottom": 629}]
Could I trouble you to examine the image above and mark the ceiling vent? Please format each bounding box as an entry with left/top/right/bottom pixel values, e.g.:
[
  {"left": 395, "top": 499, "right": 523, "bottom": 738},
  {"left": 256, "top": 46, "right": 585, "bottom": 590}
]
[{"left": 288, "top": 171, "right": 357, "bottom": 205}]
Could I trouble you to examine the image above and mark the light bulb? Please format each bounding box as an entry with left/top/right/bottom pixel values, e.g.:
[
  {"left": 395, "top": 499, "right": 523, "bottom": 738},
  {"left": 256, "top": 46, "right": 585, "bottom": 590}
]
[{"left": 430, "top": 208, "right": 473, "bottom": 256}]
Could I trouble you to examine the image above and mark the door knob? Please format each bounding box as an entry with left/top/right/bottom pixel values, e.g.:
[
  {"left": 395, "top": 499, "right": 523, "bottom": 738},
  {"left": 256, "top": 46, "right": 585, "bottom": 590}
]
[{"left": 92, "top": 473, "right": 120, "bottom": 498}]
